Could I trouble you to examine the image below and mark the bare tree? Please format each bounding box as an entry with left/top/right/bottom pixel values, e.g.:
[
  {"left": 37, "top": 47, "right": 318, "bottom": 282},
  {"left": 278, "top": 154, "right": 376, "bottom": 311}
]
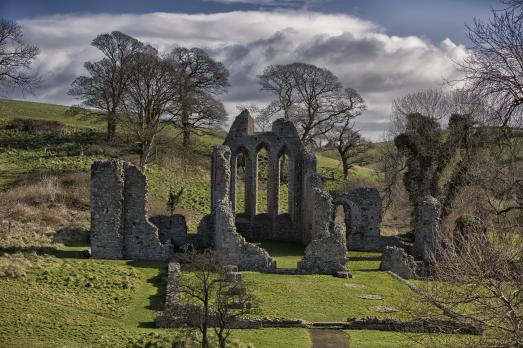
[
  {"left": 69, "top": 31, "right": 145, "bottom": 142},
  {"left": 459, "top": 1, "right": 523, "bottom": 128},
  {"left": 324, "top": 89, "right": 368, "bottom": 179},
  {"left": 179, "top": 248, "right": 256, "bottom": 348},
  {"left": 258, "top": 62, "right": 361, "bottom": 145},
  {"left": 390, "top": 88, "right": 450, "bottom": 136},
  {"left": 257, "top": 64, "right": 295, "bottom": 120},
  {"left": 0, "top": 19, "right": 39, "bottom": 93},
  {"left": 121, "top": 49, "right": 178, "bottom": 169},
  {"left": 166, "top": 47, "right": 229, "bottom": 145},
  {"left": 412, "top": 225, "right": 523, "bottom": 347}
]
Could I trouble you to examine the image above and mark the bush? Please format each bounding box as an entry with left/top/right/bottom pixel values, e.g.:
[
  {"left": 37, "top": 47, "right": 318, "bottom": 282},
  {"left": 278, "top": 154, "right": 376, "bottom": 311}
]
[{"left": 0, "top": 253, "right": 34, "bottom": 278}]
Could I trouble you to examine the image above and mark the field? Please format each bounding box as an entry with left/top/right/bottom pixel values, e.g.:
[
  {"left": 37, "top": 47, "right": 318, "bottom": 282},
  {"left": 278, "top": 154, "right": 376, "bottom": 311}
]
[{"left": 0, "top": 98, "right": 466, "bottom": 347}]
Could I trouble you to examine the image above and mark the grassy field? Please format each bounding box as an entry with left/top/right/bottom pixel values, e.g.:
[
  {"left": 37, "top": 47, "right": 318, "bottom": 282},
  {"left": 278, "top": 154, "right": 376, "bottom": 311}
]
[
  {"left": 0, "top": 245, "right": 447, "bottom": 347},
  {"left": 0, "top": 99, "right": 466, "bottom": 347}
]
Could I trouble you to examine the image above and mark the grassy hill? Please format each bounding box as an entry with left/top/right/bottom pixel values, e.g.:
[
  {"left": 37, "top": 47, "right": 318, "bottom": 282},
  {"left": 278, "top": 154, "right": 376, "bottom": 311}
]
[{"left": 0, "top": 98, "right": 466, "bottom": 347}]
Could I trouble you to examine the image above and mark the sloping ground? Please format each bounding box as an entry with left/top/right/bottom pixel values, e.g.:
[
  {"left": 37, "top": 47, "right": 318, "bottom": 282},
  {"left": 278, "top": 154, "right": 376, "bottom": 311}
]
[{"left": 0, "top": 247, "right": 465, "bottom": 347}]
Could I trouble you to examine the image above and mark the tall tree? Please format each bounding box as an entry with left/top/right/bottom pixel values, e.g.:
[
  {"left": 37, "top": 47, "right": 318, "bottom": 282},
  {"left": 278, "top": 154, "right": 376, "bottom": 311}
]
[
  {"left": 121, "top": 49, "right": 178, "bottom": 169},
  {"left": 325, "top": 88, "right": 368, "bottom": 179},
  {"left": 258, "top": 62, "right": 360, "bottom": 145},
  {"left": 394, "top": 113, "right": 444, "bottom": 219},
  {"left": 166, "top": 47, "right": 229, "bottom": 145},
  {"left": 257, "top": 64, "right": 295, "bottom": 120},
  {"left": 69, "top": 31, "right": 145, "bottom": 142},
  {"left": 0, "top": 19, "right": 39, "bottom": 93},
  {"left": 459, "top": 0, "right": 523, "bottom": 127}
]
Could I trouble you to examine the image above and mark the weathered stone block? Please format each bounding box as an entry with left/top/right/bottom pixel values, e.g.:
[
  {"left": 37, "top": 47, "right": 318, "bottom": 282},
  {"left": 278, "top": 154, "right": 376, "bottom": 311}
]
[{"left": 380, "top": 246, "right": 416, "bottom": 279}]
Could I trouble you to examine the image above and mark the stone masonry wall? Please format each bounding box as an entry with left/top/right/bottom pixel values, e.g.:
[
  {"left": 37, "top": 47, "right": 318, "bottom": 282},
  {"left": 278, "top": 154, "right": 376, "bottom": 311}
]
[
  {"left": 211, "top": 145, "right": 276, "bottom": 271},
  {"left": 149, "top": 215, "right": 188, "bottom": 248},
  {"left": 298, "top": 150, "right": 348, "bottom": 274},
  {"left": 413, "top": 195, "right": 442, "bottom": 262},
  {"left": 90, "top": 159, "right": 172, "bottom": 261},
  {"left": 331, "top": 188, "right": 384, "bottom": 251},
  {"left": 380, "top": 246, "right": 416, "bottom": 279},
  {"left": 91, "top": 160, "right": 125, "bottom": 259}
]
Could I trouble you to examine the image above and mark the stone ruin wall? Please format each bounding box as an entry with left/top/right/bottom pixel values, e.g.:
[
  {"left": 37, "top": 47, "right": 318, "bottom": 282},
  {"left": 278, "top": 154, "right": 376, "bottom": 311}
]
[
  {"left": 297, "top": 151, "right": 348, "bottom": 274},
  {"left": 210, "top": 145, "right": 276, "bottom": 271},
  {"left": 223, "top": 111, "right": 305, "bottom": 243},
  {"left": 331, "top": 188, "right": 383, "bottom": 251},
  {"left": 413, "top": 195, "right": 442, "bottom": 262},
  {"left": 215, "top": 111, "right": 348, "bottom": 274},
  {"left": 90, "top": 159, "right": 176, "bottom": 261}
]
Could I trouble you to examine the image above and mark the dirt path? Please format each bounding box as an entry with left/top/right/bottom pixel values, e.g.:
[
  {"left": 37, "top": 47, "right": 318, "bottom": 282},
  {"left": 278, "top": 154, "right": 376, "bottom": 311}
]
[{"left": 309, "top": 329, "right": 349, "bottom": 348}]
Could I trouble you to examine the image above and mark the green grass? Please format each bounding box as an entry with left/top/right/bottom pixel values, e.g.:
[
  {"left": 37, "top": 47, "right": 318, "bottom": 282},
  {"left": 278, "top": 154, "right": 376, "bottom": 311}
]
[
  {"left": 232, "top": 328, "right": 311, "bottom": 348},
  {"left": 239, "top": 251, "right": 435, "bottom": 322},
  {"left": 0, "top": 99, "right": 456, "bottom": 347},
  {"left": 0, "top": 98, "right": 105, "bottom": 129},
  {"left": 255, "top": 240, "right": 304, "bottom": 268}
]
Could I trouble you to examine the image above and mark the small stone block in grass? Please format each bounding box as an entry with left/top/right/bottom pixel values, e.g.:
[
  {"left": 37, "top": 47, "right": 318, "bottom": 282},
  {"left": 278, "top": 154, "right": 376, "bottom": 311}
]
[
  {"left": 372, "top": 306, "right": 399, "bottom": 313},
  {"left": 358, "top": 294, "right": 383, "bottom": 300},
  {"left": 344, "top": 283, "right": 366, "bottom": 289},
  {"left": 334, "top": 271, "right": 352, "bottom": 278}
]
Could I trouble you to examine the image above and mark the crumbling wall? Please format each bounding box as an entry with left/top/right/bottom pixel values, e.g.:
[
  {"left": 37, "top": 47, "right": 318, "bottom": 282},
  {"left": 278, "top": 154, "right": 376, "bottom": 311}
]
[
  {"left": 224, "top": 111, "right": 304, "bottom": 242},
  {"left": 91, "top": 160, "right": 125, "bottom": 259},
  {"left": 413, "top": 195, "right": 441, "bottom": 262},
  {"left": 380, "top": 246, "right": 416, "bottom": 279},
  {"left": 211, "top": 146, "right": 276, "bottom": 272},
  {"left": 297, "top": 150, "right": 348, "bottom": 274},
  {"left": 298, "top": 224, "right": 347, "bottom": 274},
  {"left": 90, "top": 159, "right": 172, "bottom": 261},
  {"left": 331, "top": 188, "right": 383, "bottom": 251},
  {"left": 150, "top": 215, "right": 188, "bottom": 248}
]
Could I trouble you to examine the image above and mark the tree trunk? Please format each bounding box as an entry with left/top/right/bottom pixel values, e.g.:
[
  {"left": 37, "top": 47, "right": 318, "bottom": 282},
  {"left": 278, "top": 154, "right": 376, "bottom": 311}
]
[
  {"left": 340, "top": 151, "right": 349, "bottom": 180},
  {"left": 182, "top": 125, "right": 191, "bottom": 146},
  {"left": 107, "top": 113, "right": 117, "bottom": 142}
]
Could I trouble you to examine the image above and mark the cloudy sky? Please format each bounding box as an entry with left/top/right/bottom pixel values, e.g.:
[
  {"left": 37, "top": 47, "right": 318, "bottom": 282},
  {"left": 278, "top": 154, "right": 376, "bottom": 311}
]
[{"left": 1, "top": 0, "right": 501, "bottom": 140}]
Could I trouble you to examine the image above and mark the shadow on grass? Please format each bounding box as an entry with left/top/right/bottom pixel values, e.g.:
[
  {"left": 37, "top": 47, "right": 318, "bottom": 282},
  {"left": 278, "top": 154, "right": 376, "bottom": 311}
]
[
  {"left": 53, "top": 226, "right": 90, "bottom": 247},
  {"left": 255, "top": 240, "right": 305, "bottom": 257},
  {"left": 127, "top": 260, "right": 168, "bottom": 328},
  {"left": 0, "top": 245, "right": 89, "bottom": 258}
]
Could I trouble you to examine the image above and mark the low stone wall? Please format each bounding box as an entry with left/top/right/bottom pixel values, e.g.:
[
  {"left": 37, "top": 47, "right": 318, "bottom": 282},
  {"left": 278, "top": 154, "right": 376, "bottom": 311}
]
[
  {"left": 165, "top": 262, "right": 181, "bottom": 306},
  {"left": 346, "top": 317, "right": 482, "bottom": 335}
]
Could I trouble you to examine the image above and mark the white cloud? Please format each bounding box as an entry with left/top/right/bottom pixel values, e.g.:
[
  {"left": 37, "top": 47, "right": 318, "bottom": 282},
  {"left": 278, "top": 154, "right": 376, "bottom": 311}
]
[{"left": 16, "top": 10, "right": 467, "bottom": 140}]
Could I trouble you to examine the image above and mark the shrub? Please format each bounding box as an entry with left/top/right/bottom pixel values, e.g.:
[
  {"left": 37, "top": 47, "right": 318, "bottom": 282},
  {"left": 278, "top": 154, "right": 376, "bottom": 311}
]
[{"left": 0, "top": 253, "right": 34, "bottom": 278}]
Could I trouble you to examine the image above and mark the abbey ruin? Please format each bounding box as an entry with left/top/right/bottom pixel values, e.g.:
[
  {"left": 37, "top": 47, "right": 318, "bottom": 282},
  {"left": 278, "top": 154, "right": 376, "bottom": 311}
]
[{"left": 90, "top": 110, "right": 441, "bottom": 277}]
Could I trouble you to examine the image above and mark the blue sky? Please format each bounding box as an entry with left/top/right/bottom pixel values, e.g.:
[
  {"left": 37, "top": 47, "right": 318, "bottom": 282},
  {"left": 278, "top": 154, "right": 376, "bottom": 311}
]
[{"left": 0, "top": 0, "right": 501, "bottom": 139}]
